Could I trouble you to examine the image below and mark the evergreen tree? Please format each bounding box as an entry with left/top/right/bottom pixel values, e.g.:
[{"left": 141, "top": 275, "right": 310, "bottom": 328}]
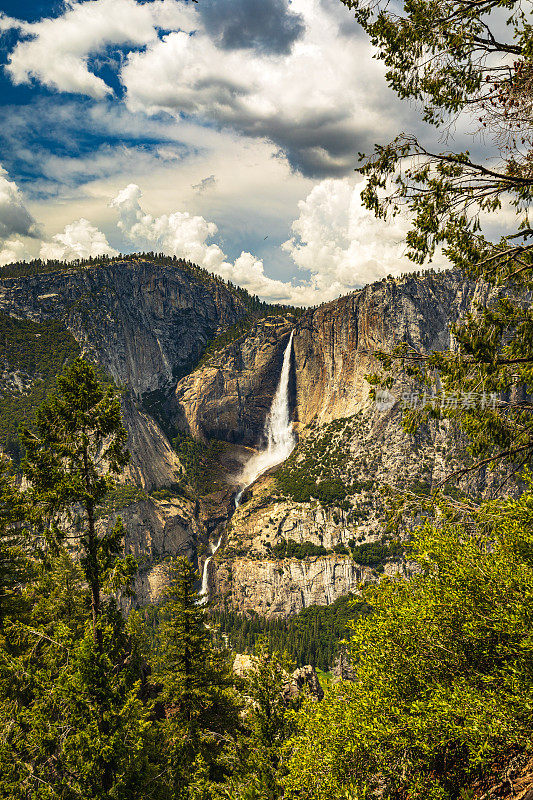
[
  {"left": 20, "top": 357, "right": 133, "bottom": 650},
  {"left": 0, "top": 359, "right": 158, "bottom": 799},
  {"left": 0, "top": 458, "right": 32, "bottom": 630},
  {"left": 226, "top": 639, "right": 298, "bottom": 800},
  {"left": 155, "top": 557, "right": 240, "bottom": 798}
]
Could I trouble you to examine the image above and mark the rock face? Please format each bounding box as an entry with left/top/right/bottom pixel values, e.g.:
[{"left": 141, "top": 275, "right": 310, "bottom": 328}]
[
  {"left": 175, "top": 272, "right": 474, "bottom": 442},
  {"left": 0, "top": 261, "right": 510, "bottom": 615},
  {"left": 0, "top": 258, "right": 249, "bottom": 603},
  {"left": 175, "top": 317, "right": 295, "bottom": 445},
  {"left": 284, "top": 666, "right": 324, "bottom": 702},
  {"left": 183, "top": 271, "right": 504, "bottom": 616},
  {"left": 0, "top": 258, "right": 247, "bottom": 395}
]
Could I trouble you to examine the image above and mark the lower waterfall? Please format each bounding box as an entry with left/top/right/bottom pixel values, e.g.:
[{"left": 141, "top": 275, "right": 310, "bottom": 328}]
[
  {"left": 198, "top": 535, "right": 222, "bottom": 604},
  {"left": 199, "top": 329, "right": 296, "bottom": 602}
]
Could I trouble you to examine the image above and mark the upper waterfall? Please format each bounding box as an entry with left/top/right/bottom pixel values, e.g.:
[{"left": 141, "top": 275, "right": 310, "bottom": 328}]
[{"left": 235, "top": 330, "right": 296, "bottom": 506}]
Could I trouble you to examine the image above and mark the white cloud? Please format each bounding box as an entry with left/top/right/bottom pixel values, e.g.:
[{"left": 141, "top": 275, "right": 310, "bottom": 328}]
[
  {"left": 120, "top": 0, "right": 395, "bottom": 176},
  {"left": 110, "top": 179, "right": 436, "bottom": 305},
  {"left": 0, "top": 238, "right": 32, "bottom": 267},
  {"left": 282, "top": 178, "right": 419, "bottom": 288},
  {"left": 0, "top": 162, "right": 439, "bottom": 301},
  {"left": 0, "top": 166, "right": 38, "bottom": 240},
  {"left": 110, "top": 183, "right": 309, "bottom": 301},
  {"left": 6, "top": 0, "right": 194, "bottom": 99},
  {"left": 0, "top": 166, "right": 39, "bottom": 266},
  {"left": 40, "top": 218, "right": 118, "bottom": 260},
  {"left": 3, "top": 0, "right": 406, "bottom": 177}
]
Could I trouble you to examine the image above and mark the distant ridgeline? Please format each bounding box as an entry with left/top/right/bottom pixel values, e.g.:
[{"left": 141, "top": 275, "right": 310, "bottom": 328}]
[
  {"left": 0, "top": 251, "right": 303, "bottom": 319},
  {"left": 0, "top": 252, "right": 303, "bottom": 459}
]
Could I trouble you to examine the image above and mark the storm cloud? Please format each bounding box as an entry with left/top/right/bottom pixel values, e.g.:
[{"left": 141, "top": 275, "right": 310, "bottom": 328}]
[{"left": 200, "top": 0, "right": 305, "bottom": 55}]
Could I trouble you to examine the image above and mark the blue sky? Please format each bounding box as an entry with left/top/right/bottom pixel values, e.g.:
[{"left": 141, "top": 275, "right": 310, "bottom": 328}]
[{"left": 0, "top": 0, "right": 470, "bottom": 304}]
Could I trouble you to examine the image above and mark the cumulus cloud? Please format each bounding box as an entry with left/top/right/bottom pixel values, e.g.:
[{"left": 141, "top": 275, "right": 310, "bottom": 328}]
[
  {"left": 0, "top": 166, "right": 39, "bottom": 241},
  {"left": 3, "top": 0, "right": 406, "bottom": 178},
  {"left": 120, "top": 0, "right": 403, "bottom": 177},
  {"left": 110, "top": 180, "right": 436, "bottom": 305},
  {"left": 200, "top": 0, "right": 305, "bottom": 55},
  {"left": 0, "top": 166, "right": 39, "bottom": 266},
  {"left": 282, "top": 178, "right": 419, "bottom": 288},
  {"left": 40, "top": 218, "right": 118, "bottom": 261},
  {"left": 110, "top": 183, "right": 309, "bottom": 300},
  {"left": 0, "top": 238, "right": 32, "bottom": 267},
  {"left": 5, "top": 0, "right": 194, "bottom": 98}
]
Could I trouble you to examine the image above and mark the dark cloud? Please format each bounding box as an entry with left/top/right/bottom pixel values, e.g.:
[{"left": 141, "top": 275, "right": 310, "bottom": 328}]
[{"left": 199, "top": 0, "right": 305, "bottom": 55}]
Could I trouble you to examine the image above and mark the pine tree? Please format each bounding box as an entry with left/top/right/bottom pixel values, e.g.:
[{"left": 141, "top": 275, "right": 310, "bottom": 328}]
[
  {"left": 228, "top": 638, "right": 297, "bottom": 800},
  {"left": 155, "top": 557, "right": 240, "bottom": 798},
  {"left": 0, "top": 458, "right": 32, "bottom": 630},
  {"left": 0, "top": 359, "right": 159, "bottom": 799},
  {"left": 20, "top": 357, "right": 133, "bottom": 650}
]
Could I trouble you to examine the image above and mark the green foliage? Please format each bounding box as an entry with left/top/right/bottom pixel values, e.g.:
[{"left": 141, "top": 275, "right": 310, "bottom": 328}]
[
  {"left": 285, "top": 491, "right": 533, "bottom": 799},
  {"left": 21, "top": 358, "right": 132, "bottom": 649},
  {"left": 153, "top": 557, "right": 241, "bottom": 797},
  {"left": 271, "top": 538, "right": 328, "bottom": 559},
  {"left": 342, "top": 0, "right": 533, "bottom": 477},
  {"left": 275, "top": 418, "right": 376, "bottom": 508},
  {"left": 96, "top": 482, "right": 148, "bottom": 517},
  {"left": 276, "top": 454, "right": 351, "bottom": 507},
  {"left": 172, "top": 431, "right": 232, "bottom": 495},
  {"left": 212, "top": 595, "right": 369, "bottom": 672},
  {"left": 0, "top": 312, "right": 80, "bottom": 459},
  {"left": 0, "top": 529, "right": 158, "bottom": 798},
  {"left": 0, "top": 458, "right": 33, "bottom": 630},
  {"left": 349, "top": 538, "right": 405, "bottom": 566},
  {"left": 224, "top": 638, "right": 297, "bottom": 800}
]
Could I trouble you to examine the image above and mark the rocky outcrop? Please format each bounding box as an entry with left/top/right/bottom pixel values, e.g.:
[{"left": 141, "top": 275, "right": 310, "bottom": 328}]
[
  {"left": 0, "top": 258, "right": 247, "bottom": 395},
  {"left": 190, "top": 271, "right": 512, "bottom": 616},
  {"left": 284, "top": 666, "right": 324, "bottom": 702},
  {"left": 232, "top": 654, "right": 324, "bottom": 702},
  {"left": 175, "top": 316, "right": 296, "bottom": 445},
  {"left": 175, "top": 272, "right": 473, "bottom": 445}
]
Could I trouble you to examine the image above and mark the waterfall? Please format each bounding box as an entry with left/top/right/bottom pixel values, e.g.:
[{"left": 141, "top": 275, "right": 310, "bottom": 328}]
[
  {"left": 198, "top": 535, "right": 222, "bottom": 604},
  {"left": 235, "top": 330, "right": 295, "bottom": 507},
  {"left": 198, "top": 330, "right": 295, "bottom": 603}
]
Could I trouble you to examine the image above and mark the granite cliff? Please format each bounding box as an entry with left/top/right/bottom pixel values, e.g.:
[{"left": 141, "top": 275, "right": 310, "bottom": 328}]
[
  {"left": 177, "top": 270, "right": 501, "bottom": 615},
  {"left": 0, "top": 259, "right": 500, "bottom": 614},
  {"left": 0, "top": 257, "right": 251, "bottom": 601}
]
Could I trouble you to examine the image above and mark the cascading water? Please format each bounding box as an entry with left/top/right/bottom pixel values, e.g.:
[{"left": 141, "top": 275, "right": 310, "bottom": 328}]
[
  {"left": 198, "top": 330, "right": 295, "bottom": 603},
  {"left": 198, "top": 535, "right": 222, "bottom": 604},
  {"left": 235, "top": 330, "right": 296, "bottom": 507}
]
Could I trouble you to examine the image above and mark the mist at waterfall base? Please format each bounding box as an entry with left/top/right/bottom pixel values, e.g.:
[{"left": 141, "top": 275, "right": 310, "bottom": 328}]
[
  {"left": 198, "top": 331, "right": 295, "bottom": 603},
  {"left": 235, "top": 330, "right": 296, "bottom": 507}
]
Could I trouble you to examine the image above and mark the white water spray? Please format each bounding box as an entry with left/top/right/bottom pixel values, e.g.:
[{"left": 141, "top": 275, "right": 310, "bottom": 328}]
[{"left": 235, "top": 330, "right": 296, "bottom": 507}]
